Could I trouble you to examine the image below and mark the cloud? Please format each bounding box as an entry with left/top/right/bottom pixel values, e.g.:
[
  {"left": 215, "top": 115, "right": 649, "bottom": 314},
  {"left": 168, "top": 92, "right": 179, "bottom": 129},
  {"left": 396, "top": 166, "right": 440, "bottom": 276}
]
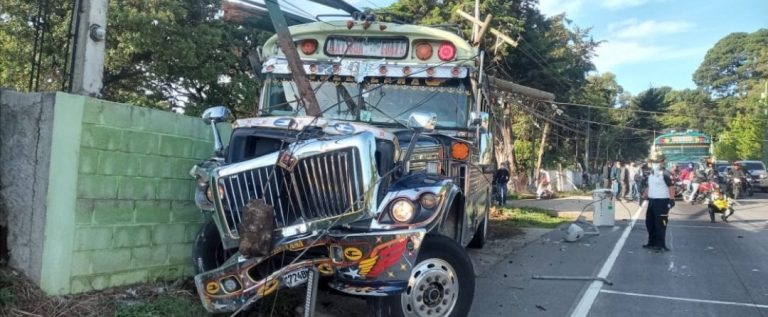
[
  {"left": 537, "top": 0, "right": 586, "bottom": 17},
  {"left": 593, "top": 40, "right": 704, "bottom": 71},
  {"left": 601, "top": 0, "right": 651, "bottom": 8},
  {"left": 609, "top": 19, "right": 694, "bottom": 39}
]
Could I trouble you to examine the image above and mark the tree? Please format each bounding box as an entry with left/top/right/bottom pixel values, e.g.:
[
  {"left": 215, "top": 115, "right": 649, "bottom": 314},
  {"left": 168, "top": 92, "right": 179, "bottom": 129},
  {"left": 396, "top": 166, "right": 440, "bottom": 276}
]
[
  {"left": 693, "top": 29, "right": 768, "bottom": 97},
  {"left": 0, "top": 0, "right": 270, "bottom": 116},
  {"left": 659, "top": 89, "right": 720, "bottom": 135}
]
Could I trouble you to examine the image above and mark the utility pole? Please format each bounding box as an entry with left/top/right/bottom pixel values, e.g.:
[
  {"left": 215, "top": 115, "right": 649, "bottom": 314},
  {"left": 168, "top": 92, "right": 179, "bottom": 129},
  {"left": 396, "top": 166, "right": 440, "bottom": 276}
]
[
  {"left": 264, "top": 0, "right": 322, "bottom": 117},
  {"left": 70, "top": 0, "right": 108, "bottom": 96},
  {"left": 584, "top": 107, "right": 590, "bottom": 172},
  {"left": 761, "top": 81, "right": 767, "bottom": 163}
]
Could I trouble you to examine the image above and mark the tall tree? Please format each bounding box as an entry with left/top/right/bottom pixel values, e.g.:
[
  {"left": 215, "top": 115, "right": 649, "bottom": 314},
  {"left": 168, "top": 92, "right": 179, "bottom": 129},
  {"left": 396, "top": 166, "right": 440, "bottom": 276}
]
[{"left": 693, "top": 28, "right": 768, "bottom": 97}]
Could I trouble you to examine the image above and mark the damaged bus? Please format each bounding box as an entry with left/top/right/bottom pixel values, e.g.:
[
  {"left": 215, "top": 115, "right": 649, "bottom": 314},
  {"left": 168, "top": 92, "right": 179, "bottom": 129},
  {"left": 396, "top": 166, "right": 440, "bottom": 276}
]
[{"left": 189, "top": 14, "right": 494, "bottom": 316}]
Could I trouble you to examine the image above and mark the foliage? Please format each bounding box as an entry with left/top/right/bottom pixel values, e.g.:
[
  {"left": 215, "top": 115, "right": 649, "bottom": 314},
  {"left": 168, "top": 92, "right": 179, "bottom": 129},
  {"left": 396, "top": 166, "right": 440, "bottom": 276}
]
[
  {"left": 0, "top": 0, "right": 270, "bottom": 116},
  {"left": 693, "top": 29, "right": 768, "bottom": 97}
]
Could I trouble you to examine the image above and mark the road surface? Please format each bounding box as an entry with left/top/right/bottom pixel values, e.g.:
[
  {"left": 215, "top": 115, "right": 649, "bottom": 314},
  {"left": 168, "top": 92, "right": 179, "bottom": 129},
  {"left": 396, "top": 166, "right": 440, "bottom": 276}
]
[{"left": 471, "top": 192, "right": 768, "bottom": 317}]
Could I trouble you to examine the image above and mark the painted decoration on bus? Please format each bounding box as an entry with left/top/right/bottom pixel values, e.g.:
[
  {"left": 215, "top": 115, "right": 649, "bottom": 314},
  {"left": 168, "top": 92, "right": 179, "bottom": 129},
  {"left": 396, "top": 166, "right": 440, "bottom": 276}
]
[
  {"left": 657, "top": 135, "right": 709, "bottom": 145},
  {"left": 325, "top": 36, "right": 408, "bottom": 59}
]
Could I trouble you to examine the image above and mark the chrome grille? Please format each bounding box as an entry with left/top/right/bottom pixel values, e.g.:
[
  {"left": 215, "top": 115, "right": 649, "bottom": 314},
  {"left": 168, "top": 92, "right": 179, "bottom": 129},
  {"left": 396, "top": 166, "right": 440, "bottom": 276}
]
[{"left": 216, "top": 147, "right": 364, "bottom": 237}]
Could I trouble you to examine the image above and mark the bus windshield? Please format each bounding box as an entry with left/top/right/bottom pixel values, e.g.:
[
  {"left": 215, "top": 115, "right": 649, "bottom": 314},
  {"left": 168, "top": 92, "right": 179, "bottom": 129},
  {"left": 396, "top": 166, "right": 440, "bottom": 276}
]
[{"left": 261, "top": 76, "right": 470, "bottom": 128}]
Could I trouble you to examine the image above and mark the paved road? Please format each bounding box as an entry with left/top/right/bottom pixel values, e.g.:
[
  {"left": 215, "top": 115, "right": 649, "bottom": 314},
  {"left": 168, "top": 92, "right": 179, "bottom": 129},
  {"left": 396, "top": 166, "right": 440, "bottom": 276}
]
[{"left": 471, "top": 192, "right": 768, "bottom": 317}]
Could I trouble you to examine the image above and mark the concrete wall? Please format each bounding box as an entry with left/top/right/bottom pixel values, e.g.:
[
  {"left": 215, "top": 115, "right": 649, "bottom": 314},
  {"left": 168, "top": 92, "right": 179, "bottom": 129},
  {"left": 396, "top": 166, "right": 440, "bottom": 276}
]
[
  {"left": 0, "top": 90, "right": 55, "bottom": 284},
  {"left": 0, "top": 91, "right": 229, "bottom": 295}
]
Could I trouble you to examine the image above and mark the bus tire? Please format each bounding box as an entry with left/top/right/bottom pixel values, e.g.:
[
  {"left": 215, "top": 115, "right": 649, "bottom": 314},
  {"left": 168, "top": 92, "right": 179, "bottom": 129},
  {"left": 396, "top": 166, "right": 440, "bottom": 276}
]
[
  {"left": 367, "top": 235, "right": 475, "bottom": 317},
  {"left": 192, "top": 219, "right": 234, "bottom": 274}
]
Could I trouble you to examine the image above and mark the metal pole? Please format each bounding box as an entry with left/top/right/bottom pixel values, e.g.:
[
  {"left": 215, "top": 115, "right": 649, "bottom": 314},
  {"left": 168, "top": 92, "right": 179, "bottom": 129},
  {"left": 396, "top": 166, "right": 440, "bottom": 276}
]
[
  {"left": 585, "top": 107, "right": 590, "bottom": 171},
  {"left": 264, "top": 0, "right": 322, "bottom": 117}
]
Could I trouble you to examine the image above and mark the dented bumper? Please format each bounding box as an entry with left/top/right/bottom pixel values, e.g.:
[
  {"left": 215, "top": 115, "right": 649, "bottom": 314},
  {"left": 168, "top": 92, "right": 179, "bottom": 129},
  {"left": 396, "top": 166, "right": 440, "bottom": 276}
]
[{"left": 194, "top": 229, "right": 426, "bottom": 313}]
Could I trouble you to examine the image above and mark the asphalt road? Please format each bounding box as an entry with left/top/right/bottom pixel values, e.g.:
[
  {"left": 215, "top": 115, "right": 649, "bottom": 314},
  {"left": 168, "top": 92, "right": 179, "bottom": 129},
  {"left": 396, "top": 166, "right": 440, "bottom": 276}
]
[{"left": 470, "top": 192, "right": 768, "bottom": 317}]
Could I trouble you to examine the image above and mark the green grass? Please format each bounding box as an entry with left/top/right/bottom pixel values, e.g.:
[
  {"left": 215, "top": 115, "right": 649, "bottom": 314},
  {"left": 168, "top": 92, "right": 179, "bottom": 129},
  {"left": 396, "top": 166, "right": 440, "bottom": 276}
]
[
  {"left": 491, "top": 206, "right": 570, "bottom": 229},
  {"left": 114, "top": 297, "right": 208, "bottom": 317}
]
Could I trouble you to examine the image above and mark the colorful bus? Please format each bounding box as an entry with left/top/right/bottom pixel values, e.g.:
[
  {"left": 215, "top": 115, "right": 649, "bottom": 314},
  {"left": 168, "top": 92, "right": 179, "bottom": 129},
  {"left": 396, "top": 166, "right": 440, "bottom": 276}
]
[
  {"left": 188, "top": 8, "right": 494, "bottom": 316},
  {"left": 650, "top": 129, "right": 713, "bottom": 168}
]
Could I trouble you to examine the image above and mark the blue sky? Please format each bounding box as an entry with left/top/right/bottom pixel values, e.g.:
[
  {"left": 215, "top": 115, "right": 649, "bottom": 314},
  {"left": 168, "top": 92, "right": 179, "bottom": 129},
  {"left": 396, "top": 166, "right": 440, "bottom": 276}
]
[
  {"left": 282, "top": 0, "right": 767, "bottom": 94},
  {"left": 538, "top": 0, "right": 768, "bottom": 94}
]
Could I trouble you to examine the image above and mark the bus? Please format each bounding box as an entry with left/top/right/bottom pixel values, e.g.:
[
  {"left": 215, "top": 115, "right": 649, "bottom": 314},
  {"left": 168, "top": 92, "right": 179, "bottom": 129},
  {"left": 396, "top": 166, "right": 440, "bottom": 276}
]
[
  {"left": 188, "top": 10, "right": 493, "bottom": 316},
  {"left": 650, "top": 129, "right": 713, "bottom": 168}
]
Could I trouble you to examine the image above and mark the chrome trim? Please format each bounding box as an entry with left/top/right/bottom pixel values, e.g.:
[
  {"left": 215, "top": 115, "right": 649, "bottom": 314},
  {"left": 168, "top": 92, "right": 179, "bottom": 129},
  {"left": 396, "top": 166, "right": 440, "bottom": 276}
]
[{"left": 211, "top": 132, "right": 380, "bottom": 239}]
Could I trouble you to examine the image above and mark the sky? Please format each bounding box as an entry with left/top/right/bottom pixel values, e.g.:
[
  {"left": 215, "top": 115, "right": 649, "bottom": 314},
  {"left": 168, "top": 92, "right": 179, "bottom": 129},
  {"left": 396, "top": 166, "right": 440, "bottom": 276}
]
[
  {"left": 537, "top": 0, "right": 768, "bottom": 94},
  {"left": 279, "top": 0, "right": 767, "bottom": 95}
]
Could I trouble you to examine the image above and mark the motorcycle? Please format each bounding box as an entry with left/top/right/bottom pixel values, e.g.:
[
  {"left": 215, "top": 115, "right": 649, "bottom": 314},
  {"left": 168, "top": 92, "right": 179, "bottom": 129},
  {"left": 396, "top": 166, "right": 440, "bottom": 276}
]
[
  {"left": 685, "top": 180, "right": 719, "bottom": 205},
  {"left": 727, "top": 175, "right": 751, "bottom": 199}
]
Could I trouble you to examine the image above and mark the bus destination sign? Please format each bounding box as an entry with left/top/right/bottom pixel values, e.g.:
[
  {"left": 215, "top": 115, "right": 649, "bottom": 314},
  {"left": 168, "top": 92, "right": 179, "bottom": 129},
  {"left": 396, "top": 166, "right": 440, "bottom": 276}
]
[{"left": 325, "top": 36, "right": 408, "bottom": 59}]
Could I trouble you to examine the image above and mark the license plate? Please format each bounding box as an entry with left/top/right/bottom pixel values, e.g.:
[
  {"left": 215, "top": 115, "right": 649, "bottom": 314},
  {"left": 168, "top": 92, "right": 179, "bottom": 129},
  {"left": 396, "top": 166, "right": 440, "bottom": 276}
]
[{"left": 282, "top": 268, "right": 310, "bottom": 288}]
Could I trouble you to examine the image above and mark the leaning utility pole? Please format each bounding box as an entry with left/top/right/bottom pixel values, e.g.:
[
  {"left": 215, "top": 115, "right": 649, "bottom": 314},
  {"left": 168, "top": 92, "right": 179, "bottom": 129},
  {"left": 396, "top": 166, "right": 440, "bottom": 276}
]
[
  {"left": 264, "top": 0, "right": 321, "bottom": 117},
  {"left": 70, "top": 0, "right": 108, "bottom": 96}
]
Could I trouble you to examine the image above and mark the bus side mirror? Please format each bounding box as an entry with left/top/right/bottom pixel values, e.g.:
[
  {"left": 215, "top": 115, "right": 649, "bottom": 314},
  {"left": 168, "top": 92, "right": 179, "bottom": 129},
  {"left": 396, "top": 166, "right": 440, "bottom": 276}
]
[
  {"left": 201, "top": 106, "right": 232, "bottom": 156},
  {"left": 473, "top": 112, "right": 492, "bottom": 167}
]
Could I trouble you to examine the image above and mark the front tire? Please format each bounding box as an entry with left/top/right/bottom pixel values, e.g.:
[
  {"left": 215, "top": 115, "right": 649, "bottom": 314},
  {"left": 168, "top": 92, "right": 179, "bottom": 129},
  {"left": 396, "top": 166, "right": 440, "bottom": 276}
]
[
  {"left": 192, "top": 219, "right": 235, "bottom": 274},
  {"left": 367, "top": 236, "right": 475, "bottom": 317}
]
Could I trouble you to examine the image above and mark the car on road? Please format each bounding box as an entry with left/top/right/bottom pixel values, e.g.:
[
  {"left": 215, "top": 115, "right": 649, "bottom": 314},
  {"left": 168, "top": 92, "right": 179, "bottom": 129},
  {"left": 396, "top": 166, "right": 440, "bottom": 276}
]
[{"left": 735, "top": 160, "right": 768, "bottom": 192}]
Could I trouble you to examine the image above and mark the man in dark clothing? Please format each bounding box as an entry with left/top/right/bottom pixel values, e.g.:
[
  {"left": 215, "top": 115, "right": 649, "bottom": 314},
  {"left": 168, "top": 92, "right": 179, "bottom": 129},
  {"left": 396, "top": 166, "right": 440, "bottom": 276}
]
[
  {"left": 642, "top": 153, "right": 674, "bottom": 252},
  {"left": 619, "top": 161, "right": 630, "bottom": 201},
  {"left": 602, "top": 161, "right": 612, "bottom": 189},
  {"left": 494, "top": 163, "right": 511, "bottom": 205}
]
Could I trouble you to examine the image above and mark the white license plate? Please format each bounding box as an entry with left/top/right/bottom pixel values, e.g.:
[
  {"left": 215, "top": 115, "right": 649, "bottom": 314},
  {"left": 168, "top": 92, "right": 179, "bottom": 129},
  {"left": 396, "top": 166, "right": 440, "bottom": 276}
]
[{"left": 282, "top": 268, "right": 310, "bottom": 288}]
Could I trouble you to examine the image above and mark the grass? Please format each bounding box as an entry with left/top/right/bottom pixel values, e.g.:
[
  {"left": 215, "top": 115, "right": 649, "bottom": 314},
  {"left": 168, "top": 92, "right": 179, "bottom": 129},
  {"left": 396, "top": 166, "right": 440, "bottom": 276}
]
[
  {"left": 491, "top": 206, "right": 571, "bottom": 229},
  {"left": 115, "top": 297, "right": 208, "bottom": 317}
]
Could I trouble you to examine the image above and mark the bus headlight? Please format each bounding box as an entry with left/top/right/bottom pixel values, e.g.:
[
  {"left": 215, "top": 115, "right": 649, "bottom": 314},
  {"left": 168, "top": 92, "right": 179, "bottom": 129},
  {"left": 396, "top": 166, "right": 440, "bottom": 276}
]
[{"left": 390, "top": 199, "right": 416, "bottom": 223}]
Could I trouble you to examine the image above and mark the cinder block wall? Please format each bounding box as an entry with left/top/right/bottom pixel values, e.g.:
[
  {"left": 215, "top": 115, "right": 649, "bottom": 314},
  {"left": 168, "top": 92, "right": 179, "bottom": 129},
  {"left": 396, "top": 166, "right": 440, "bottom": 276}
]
[
  {"left": 67, "top": 98, "right": 226, "bottom": 293},
  {"left": 2, "top": 91, "right": 230, "bottom": 295}
]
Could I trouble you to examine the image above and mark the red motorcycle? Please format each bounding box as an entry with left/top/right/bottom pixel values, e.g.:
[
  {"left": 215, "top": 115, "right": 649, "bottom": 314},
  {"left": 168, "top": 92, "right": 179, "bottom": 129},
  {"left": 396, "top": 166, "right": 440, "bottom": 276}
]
[{"left": 688, "top": 180, "right": 719, "bottom": 205}]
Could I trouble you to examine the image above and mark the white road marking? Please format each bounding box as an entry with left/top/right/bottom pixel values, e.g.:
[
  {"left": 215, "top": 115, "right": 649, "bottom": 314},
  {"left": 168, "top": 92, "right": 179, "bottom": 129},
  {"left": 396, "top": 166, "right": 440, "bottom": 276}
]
[
  {"left": 569, "top": 203, "right": 645, "bottom": 317},
  {"left": 599, "top": 289, "right": 768, "bottom": 309}
]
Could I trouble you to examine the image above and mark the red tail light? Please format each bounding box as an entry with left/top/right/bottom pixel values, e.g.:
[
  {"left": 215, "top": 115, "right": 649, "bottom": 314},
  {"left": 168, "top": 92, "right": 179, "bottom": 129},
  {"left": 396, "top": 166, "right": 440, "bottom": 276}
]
[
  {"left": 438, "top": 42, "right": 456, "bottom": 61},
  {"left": 300, "top": 40, "right": 318, "bottom": 55},
  {"left": 415, "top": 42, "right": 433, "bottom": 60}
]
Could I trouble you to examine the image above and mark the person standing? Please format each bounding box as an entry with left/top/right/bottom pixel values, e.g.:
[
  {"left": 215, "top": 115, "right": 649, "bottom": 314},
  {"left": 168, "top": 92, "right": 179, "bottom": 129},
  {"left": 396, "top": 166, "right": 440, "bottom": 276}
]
[
  {"left": 619, "top": 161, "right": 630, "bottom": 201},
  {"left": 602, "top": 161, "right": 612, "bottom": 189},
  {"left": 493, "top": 163, "right": 511, "bottom": 205},
  {"left": 536, "top": 168, "right": 551, "bottom": 200},
  {"left": 611, "top": 161, "right": 621, "bottom": 197},
  {"left": 642, "top": 153, "right": 674, "bottom": 252}
]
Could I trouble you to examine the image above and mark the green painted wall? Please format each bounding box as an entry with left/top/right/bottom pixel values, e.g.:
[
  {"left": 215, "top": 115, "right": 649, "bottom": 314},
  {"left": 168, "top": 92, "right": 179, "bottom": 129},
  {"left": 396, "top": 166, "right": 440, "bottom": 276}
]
[{"left": 39, "top": 93, "right": 230, "bottom": 294}]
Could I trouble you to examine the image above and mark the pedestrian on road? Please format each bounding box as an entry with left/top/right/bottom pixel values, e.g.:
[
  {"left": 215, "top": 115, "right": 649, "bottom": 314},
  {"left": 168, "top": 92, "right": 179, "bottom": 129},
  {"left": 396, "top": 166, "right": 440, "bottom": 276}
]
[
  {"left": 619, "top": 161, "right": 630, "bottom": 201},
  {"left": 494, "top": 163, "right": 511, "bottom": 205},
  {"left": 642, "top": 153, "right": 674, "bottom": 252},
  {"left": 708, "top": 188, "right": 734, "bottom": 223},
  {"left": 611, "top": 161, "right": 621, "bottom": 197},
  {"left": 602, "top": 161, "right": 612, "bottom": 189}
]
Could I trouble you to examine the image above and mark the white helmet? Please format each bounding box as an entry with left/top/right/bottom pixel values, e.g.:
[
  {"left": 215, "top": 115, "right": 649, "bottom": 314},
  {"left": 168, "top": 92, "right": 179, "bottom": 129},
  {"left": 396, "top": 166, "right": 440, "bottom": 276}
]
[{"left": 563, "top": 224, "right": 584, "bottom": 242}]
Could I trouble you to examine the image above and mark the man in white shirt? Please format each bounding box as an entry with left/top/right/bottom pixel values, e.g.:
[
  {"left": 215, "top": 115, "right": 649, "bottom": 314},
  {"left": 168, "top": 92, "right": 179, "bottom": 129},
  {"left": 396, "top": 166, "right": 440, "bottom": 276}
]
[{"left": 641, "top": 153, "right": 675, "bottom": 252}]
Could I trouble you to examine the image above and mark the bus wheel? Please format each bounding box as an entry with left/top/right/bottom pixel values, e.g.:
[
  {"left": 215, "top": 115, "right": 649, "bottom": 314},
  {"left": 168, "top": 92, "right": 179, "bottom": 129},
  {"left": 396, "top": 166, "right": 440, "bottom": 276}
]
[
  {"left": 192, "top": 220, "right": 234, "bottom": 274},
  {"left": 367, "top": 236, "right": 475, "bottom": 317}
]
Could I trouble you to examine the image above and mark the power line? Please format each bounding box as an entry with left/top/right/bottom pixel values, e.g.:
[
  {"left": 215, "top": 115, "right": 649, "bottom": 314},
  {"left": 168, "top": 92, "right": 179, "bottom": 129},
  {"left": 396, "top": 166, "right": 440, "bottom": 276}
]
[{"left": 546, "top": 99, "right": 768, "bottom": 122}]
